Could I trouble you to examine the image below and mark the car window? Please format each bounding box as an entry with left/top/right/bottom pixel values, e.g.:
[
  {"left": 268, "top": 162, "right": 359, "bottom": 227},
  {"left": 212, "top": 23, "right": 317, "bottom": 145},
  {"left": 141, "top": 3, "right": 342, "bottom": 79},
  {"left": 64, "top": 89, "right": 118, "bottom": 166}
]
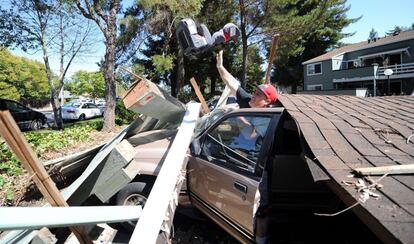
[
  {"left": 7, "top": 101, "right": 28, "bottom": 113},
  {"left": 64, "top": 103, "right": 81, "bottom": 108},
  {"left": 194, "top": 108, "right": 226, "bottom": 137},
  {"left": 81, "top": 104, "right": 88, "bottom": 109},
  {"left": 88, "top": 103, "right": 97, "bottom": 108},
  {"left": 201, "top": 115, "right": 272, "bottom": 175}
]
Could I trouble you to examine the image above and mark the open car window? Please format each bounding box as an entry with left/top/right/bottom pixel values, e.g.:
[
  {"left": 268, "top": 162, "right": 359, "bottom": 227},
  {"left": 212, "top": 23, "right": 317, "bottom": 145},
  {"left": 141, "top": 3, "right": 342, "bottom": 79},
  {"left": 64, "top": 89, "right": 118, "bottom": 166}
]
[{"left": 201, "top": 115, "right": 272, "bottom": 175}]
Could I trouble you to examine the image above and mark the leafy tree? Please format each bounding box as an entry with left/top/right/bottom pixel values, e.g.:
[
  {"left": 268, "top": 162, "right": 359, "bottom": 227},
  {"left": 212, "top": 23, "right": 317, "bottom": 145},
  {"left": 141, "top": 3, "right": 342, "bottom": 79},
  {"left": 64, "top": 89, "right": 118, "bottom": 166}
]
[
  {"left": 122, "top": 0, "right": 238, "bottom": 98},
  {"left": 0, "top": 0, "right": 95, "bottom": 129},
  {"left": 369, "top": 28, "right": 378, "bottom": 40},
  {"left": 0, "top": 48, "right": 49, "bottom": 101},
  {"left": 68, "top": 71, "right": 105, "bottom": 100},
  {"left": 268, "top": 0, "right": 358, "bottom": 92},
  {"left": 75, "top": 0, "right": 123, "bottom": 131},
  {"left": 116, "top": 0, "right": 203, "bottom": 103},
  {"left": 386, "top": 25, "right": 403, "bottom": 36}
]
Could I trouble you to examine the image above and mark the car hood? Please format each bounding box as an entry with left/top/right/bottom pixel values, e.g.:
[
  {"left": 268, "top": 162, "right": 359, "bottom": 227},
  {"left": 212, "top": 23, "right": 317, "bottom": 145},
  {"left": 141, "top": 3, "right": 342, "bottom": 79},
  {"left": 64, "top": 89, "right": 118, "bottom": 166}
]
[{"left": 127, "top": 129, "right": 178, "bottom": 175}]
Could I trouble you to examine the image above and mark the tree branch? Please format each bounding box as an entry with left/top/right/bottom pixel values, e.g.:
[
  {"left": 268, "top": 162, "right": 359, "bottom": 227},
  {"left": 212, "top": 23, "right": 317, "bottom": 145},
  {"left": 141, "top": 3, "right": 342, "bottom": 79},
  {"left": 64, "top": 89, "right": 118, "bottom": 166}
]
[{"left": 93, "top": 0, "right": 107, "bottom": 22}]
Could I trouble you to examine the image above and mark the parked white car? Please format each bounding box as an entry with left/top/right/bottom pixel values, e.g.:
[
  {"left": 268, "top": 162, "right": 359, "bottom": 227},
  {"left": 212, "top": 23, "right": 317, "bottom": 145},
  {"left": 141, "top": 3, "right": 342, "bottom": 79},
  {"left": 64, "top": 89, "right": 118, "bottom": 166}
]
[{"left": 62, "top": 102, "right": 103, "bottom": 120}]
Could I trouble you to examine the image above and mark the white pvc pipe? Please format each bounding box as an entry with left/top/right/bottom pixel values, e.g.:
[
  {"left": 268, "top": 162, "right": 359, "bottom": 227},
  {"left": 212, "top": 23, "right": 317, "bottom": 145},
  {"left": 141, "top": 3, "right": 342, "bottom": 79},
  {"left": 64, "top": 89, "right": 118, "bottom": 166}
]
[
  {"left": 129, "top": 103, "right": 201, "bottom": 244},
  {"left": 0, "top": 206, "right": 141, "bottom": 230}
]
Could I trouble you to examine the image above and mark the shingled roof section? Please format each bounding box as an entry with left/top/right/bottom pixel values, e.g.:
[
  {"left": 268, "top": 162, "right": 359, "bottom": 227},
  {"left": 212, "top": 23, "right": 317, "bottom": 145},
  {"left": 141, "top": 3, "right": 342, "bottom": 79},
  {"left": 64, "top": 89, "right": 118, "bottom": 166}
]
[{"left": 279, "top": 94, "right": 414, "bottom": 244}]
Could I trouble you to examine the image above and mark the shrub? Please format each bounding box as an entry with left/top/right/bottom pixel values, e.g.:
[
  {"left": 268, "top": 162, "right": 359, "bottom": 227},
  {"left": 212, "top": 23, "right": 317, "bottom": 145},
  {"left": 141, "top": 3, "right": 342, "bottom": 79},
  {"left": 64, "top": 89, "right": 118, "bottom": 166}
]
[{"left": 115, "top": 100, "right": 136, "bottom": 125}]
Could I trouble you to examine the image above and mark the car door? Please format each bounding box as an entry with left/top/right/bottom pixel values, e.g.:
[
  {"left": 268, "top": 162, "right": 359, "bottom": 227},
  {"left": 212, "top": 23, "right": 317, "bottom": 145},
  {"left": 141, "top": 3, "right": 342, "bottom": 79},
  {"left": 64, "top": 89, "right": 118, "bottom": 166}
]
[
  {"left": 81, "top": 103, "right": 91, "bottom": 118},
  {"left": 188, "top": 112, "right": 278, "bottom": 241},
  {"left": 7, "top": 101, "right": 31, "bottom": 129},
  {"left": 87, "top": 103, "right": 100, "bottom": 116}
]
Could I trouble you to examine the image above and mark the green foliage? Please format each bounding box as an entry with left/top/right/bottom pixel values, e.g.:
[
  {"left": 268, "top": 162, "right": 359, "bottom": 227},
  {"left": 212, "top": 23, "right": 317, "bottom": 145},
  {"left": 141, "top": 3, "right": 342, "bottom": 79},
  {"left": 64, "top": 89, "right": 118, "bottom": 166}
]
[
  {"left": 115, "top": 100, "right": 136, "bottom": 125},
  {"left": 231, "top": 45, "right": 264, "bottom": 92},
  {"left": 0, "top": 176, "right": 4, "bottom": 187},
  {"left": 270, "top": 0, "right": 358, "bottom": 91},
  {"left": 140, "top": 0, "right": 203, "bottom": 17},
  {"left": 6, "top": 189, "right": 14, "bottom": 201},
  {"left": 0, "top": 140, "right": 21, "bottom": 176},
  {"left": 369, "top": 28, "right": 378, "bottom": 40},
  {"left": 0, "top": 48, "right": 50, "bottom": 100},
  {"left": 68, "top": 70, "right": 105, "bottom": 98},
  {"left": 151, "top": 54, "right": 174, "bottom": 76}
]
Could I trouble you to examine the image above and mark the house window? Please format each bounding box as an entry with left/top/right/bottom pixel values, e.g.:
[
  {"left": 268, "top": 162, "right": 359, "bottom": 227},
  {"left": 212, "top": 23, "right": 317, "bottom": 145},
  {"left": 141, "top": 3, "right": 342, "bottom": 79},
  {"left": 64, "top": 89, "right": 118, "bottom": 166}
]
[
  {"left": 347, "top": 61, "right": 355, "bottom": 69},
  {"left": 307, "top": 63, "right": 322, "bottom": 75},
  {"left": 307, "top": 84, "right": 323, "bottom": 91}
]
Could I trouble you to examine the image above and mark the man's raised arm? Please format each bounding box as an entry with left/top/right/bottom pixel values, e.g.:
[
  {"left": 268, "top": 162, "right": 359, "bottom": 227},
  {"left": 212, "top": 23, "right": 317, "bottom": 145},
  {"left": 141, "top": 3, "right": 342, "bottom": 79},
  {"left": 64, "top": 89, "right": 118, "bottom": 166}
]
[{"left": 216, "top": 50, "right": 240, "bottom": 95}]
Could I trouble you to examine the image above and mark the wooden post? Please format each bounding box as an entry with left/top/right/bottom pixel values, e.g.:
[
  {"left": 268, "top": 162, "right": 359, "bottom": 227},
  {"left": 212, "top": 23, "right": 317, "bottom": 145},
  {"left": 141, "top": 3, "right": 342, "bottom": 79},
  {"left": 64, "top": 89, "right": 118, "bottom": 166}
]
[
  {"left": 264, "top": 34, "right": 280, "bottom": 84},
  {"left": 0, "top": 110, "right": 92, "bottom": 244},
  {"left": 354, "top": 164, "right": 414, "bottom": 176},
  {"left": 120, "top": 66, "right": 146, "bottom": 81},
  {"left": 190, "top": 77, "right": 210, "bottom": 113}
]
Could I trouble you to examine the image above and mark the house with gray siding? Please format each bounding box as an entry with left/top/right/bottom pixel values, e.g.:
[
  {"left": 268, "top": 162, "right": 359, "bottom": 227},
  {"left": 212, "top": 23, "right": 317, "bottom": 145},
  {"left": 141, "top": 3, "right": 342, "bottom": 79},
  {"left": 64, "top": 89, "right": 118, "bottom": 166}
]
[{"left": 302, "top": 29, "right": 414, "bottom": 96}]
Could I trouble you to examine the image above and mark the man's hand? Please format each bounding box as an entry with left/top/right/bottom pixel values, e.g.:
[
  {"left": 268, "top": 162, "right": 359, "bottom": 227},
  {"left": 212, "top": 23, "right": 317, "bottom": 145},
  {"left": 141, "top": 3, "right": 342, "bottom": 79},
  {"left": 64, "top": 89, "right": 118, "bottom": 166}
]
[
  {"left": 216, "top": 50, "right": 223, "bottom": 68},
  {"left": 216, "top": 49, "right": 239, "bottom": 95}
]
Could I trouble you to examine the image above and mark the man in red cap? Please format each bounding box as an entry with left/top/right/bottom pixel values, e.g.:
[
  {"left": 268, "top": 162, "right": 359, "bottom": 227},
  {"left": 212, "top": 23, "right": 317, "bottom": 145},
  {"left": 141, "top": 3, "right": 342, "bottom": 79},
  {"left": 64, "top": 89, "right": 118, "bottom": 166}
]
[{"left": 216, "top": 50, "right": 278, "bottom": 108}]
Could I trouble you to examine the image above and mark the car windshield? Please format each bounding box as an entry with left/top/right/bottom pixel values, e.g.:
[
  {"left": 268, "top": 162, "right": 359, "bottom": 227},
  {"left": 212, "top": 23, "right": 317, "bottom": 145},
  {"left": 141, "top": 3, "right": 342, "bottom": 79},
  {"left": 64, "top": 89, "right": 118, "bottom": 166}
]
[
  {"left": 194, "top": 108, "right": 227, "bottom": 137},
  {"left": 64, "top": 102, "right": 81, "bottom": 108}
]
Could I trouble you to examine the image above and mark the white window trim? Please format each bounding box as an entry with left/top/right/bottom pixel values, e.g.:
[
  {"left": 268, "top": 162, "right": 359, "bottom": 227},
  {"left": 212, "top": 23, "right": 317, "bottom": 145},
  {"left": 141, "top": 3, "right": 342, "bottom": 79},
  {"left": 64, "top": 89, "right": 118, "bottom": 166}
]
[
  {"left": 307, "top": 84, "right": 323, "bottom": 91},
  {"left": 307, "top": 62, "right": 322, "bottom": 76}
]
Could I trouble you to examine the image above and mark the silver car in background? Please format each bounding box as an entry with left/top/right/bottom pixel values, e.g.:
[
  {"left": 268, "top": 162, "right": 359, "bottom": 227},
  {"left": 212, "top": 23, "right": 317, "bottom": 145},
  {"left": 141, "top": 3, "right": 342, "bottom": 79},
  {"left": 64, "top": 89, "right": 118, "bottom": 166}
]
[{"left": 62, "top": 102, "right": 103, "bottom": 120}]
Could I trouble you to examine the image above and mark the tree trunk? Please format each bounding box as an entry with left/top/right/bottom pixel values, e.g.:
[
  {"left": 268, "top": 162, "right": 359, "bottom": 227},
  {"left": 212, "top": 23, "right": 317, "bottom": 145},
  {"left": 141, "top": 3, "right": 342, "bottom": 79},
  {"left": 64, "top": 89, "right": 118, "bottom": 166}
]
[
  {"left": 239, "top": 0, "right": 248, "bottom": 89},
  {"left": 210, "top": 77, "right": 216, "bottom": 96},
  {"left": 172, "top": 42, "right": 185, "bottom": 98},
  {"left": 41, "top": 29, "right": 63, "bottom": 130},
  {"left": 102, "top": 9, "right": 117, "bottom": 131},
  {"left": 291, "top": 83, "right": 297, "bottom": 94}
]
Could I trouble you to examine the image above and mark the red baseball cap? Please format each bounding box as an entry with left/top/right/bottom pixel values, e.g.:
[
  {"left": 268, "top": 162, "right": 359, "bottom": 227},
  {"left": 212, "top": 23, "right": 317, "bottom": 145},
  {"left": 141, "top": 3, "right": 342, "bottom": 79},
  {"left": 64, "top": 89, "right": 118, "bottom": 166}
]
[{"left": 258, "top": 84, "right": 278, "bottom": 103}]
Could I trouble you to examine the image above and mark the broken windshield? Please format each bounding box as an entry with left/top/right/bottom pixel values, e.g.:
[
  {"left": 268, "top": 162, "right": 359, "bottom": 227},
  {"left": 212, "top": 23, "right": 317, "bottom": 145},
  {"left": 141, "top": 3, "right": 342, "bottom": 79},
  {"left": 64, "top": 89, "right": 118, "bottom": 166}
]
[{"left": 194, "top": 108, "right": 227, "bottom": 137}]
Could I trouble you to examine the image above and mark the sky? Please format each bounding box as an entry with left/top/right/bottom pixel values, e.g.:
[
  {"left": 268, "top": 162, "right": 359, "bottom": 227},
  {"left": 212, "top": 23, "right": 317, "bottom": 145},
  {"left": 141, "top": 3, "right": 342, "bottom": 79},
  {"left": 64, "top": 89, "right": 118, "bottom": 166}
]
[
  {"left": 10, "top": 0, "right": 414, "bottom": 78},
  {"left": 341, "top": 0, "right": 414, "bottom": 43}
]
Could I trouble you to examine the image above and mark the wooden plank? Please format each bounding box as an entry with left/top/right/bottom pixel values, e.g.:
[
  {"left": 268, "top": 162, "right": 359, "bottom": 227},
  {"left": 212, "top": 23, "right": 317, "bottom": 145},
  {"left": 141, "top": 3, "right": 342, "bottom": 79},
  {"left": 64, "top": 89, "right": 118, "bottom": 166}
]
[
  {"left": 129, "top": 103, "right": 201, "bottom": 244},
  {"left": 264, "top": 34, "right": 280, "bottom": 84},
  {"left": 189, "top": 77, "right": 210, "bottom": 113},
  {"left": 354, "top": 164, "right": 414, "bottom": 176},
  {"left": 0, "top": 206, "right": 141, "bottom": 230},
  {"left": 0, "top": 110, "right": 92, "bottom": 244}
]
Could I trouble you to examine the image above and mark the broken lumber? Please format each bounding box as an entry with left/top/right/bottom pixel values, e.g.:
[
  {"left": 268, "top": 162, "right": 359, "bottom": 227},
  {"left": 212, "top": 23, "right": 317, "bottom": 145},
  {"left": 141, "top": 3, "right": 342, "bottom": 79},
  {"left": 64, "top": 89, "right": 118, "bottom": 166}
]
[
  {"left": 190, "top": 77, "right": 210, "bottom": 113},
  {"left": 129, "top": 103, "right": 201, "bottom": 244},
  {"left": 265, "top": 34, "right": 280, "bottom": 84},
  {"left": 0, "top": 109, "right": 92, "bottom": 244},
  {"left": 123, "top": 76, "right": 186, "bottom": 123},
  {"left": 354, "top": 164, "right": 414, "bottom": 176}
]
